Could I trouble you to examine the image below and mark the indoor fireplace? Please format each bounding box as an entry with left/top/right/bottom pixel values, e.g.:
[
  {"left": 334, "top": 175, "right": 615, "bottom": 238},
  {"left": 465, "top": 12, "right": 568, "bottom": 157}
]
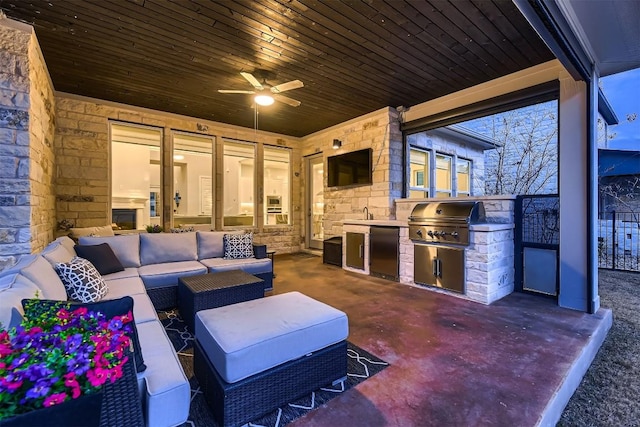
[{"left": 112, "top": 209, "right": 137, "bottom": 230}]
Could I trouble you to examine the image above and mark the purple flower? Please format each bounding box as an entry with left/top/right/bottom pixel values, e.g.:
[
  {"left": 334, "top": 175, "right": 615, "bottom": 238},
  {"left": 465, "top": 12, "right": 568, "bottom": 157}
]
[
  {"left": 25, "top": 378, "right": 53, "bottom": 400},
  {"left": 65, "top": 333, "right": 84, "bottom": 353},
  {"left": 9, "top": 352, "right": 30, "bottom": 369},
  {"left": 24, "top": 363, "right": 54, "bottom": 381},
  {"left": 66, "top": 352, "right": 91, "bottom": 376},
  {"left": 108, "top": 317, "right": 123, "bottom": 331}
]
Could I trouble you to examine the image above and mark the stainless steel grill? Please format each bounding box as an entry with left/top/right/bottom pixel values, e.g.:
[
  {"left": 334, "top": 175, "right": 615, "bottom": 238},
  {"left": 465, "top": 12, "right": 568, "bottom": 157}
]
[
  {"left": 408, "top": 201, "right": 486, "bottom": 246},
  {"left": 409, "top": 201, "right": 486, "bottom": 294}
]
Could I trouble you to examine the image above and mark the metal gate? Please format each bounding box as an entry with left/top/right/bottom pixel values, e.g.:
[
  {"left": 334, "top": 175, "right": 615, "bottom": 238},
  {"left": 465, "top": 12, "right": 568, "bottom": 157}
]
[{"left": 515, "top": 195, "right": 560, "bottom": 296}]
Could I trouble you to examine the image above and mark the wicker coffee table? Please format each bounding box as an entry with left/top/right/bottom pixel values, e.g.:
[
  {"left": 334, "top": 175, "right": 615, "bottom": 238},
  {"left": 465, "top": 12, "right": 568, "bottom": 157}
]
[{"left": 178, "top": 270, "right": 265, "bottom": 331}]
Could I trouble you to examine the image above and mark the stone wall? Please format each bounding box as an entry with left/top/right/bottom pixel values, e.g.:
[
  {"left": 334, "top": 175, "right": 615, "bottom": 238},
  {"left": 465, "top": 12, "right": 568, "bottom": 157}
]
[
  {"left": 0, "top": 19, "right": 55, "bottom": 269},
  {"left": 301, "top": 107, "right": 402, "bottom": 238},
  {"left": 28, "top": 31, "right": 56, "bottom": 254},
  {"left": 466, "top": 223, "right": 515, "bottom": 304},
  {"left": 54, "top": 95, "right": 302, "bottom": 254}
]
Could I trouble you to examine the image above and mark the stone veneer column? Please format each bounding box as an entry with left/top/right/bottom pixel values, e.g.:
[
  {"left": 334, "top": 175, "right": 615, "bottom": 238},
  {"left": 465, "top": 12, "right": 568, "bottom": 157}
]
[{"left": 0, "top": 17, "right": 56, "bottom": 269}]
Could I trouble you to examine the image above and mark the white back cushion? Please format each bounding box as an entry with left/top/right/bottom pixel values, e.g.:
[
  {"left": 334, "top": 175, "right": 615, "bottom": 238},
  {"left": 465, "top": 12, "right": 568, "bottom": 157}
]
[
  {"left": 197, "top": 231, "right": 239, "bottom": 260},
  {"left": 19, "top": 255, "right": 68, "bottom": 301},
  {"left": 41, "top": 241, "right": 75, "bottom": 265},
  {"left": 0, "top": 274, "right": 42, "bottom": 329},
  {"left": 139, "top": 233, "right": 198, "bottom": 265},
  {"left": 79, "top": 234, "right": 141, "bottom": 268}
]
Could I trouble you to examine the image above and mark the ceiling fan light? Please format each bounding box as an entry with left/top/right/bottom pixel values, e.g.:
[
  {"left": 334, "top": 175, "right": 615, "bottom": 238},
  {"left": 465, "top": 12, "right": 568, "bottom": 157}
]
[{"left": 255, "top": 94, "right": 274, "bottom": 106}]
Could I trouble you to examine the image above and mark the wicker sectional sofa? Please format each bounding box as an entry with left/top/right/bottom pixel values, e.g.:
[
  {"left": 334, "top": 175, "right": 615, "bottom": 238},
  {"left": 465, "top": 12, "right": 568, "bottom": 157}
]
[
  {"left": 78, "top": 231, "right": 273, "bottom": 309},
  {"left": 0, "top": 231, "right": 272, "bottom": 427}
]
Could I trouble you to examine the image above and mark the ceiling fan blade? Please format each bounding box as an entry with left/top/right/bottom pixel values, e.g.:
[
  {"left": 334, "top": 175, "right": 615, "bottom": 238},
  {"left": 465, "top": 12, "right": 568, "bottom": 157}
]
[
  {"left": 271, "top": 79, "right": 304, "bottom": 93},
  {"left": 240, "top": 72, "right": 264, "bottom": 90},
  {"left": 273, "top": 94, "right": 301, "bottom": 107},
  {"left": 218, "top": 90, "right": 255, "bottom": 94}
]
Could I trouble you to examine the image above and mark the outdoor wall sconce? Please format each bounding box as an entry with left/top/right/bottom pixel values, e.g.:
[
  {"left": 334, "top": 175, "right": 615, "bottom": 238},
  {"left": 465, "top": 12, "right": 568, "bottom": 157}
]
[
  {"left": 174, "top": 192, "right": 181, "bottom": 208},
  {"left": 332, "top": 139, "right": 342, "bottom": 149}
]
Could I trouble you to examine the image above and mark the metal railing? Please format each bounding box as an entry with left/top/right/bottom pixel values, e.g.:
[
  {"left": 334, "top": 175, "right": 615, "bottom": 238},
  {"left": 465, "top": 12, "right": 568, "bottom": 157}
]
[{"left": 598, "top": 211, "right": 640, "bottom": 272}]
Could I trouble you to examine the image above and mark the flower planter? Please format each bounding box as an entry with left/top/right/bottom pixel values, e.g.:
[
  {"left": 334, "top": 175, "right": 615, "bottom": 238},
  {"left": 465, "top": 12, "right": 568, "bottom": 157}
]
[{"left": 0, "top": 391, "right": 103, "bottom": 427}]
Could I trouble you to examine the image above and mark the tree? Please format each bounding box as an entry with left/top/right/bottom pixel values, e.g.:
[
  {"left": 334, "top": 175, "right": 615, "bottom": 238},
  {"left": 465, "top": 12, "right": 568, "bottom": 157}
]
[{"left": 463, "top": 101, "right": 559, "bottom": 196}]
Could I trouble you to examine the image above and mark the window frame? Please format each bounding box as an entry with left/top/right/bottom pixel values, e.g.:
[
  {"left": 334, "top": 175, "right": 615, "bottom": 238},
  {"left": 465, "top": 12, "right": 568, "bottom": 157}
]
[
  {"left": 408, "top": 146, "right": 431, "bottom": 198},
  {"left": 435, "top": 152, "right": 453, "bottom": 198},
  {"left": 455, "top": 157, "right": 472, "bottom": 197},
  {"left": 263, "top": 145, "right": 292, "bottom": 227},
  {"left": 109, "top": 121, "right": 164, "bottom": 231},
  {"left": 171, "top": 130, "right": 215, "bottom": 230},
  {"left": 222, "top": 139, "right": 257, "bottom": 228}
]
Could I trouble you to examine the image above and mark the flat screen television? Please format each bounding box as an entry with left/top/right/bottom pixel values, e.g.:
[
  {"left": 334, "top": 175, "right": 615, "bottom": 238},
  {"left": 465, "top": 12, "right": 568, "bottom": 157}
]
[{"left": 327, "top": 148, "right": 372, "bottom": 187}]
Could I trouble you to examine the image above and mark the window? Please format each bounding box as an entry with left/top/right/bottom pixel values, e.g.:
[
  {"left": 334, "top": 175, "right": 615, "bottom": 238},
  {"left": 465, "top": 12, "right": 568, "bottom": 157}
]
[
  {"left": 456, "top": 158, "right": 471, "bottom": 197},
  {"left": 110, "top": 122, "right": 162, "bottom": 230},
  {"left": 409, "top": 148, "right": 430, "bottom": 198},
  {"left": 435, "top": 153, "right": 452, "bottom": 198},
  {"left": 172, "top": 132, "right": 214, "bottom": 229},
  {"left": 264, "top": 146, "right": 291, "bottom": 225},
  {"left": 223, "top": 140, "right": 255, "bottom": 227}
]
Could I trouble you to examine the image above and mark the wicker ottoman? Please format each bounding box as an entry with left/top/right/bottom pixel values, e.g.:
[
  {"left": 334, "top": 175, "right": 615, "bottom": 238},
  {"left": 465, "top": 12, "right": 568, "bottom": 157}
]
[
  {"left": 193, "top": 292, "right": 349, "bottom": 427},
  {"left": 178, "top": 271, "right": 265, "bottom": 332}
]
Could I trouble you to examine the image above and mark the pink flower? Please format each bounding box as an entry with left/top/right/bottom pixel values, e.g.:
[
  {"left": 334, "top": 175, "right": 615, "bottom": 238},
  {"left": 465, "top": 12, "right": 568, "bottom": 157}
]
[
  {"left": 0, "top": 343, "right": 12, "bottom": 358},
  {"left": 86, "top": 367, "right": 108, "bottom": 387},
  {"left": 73, "top": 307, "right": 88, "bottom": 317},
  {"left": 70, "top": 385, "right": 81, "bottom": 399},
  {"left": 43, "top": 392, "right": 67, "bottom": 407},
  {"left": 1, "top": 375, "right": 24, "bottom": 391},
  {"left": 63, "top": 372, "right": 79, "bottom": 389}
]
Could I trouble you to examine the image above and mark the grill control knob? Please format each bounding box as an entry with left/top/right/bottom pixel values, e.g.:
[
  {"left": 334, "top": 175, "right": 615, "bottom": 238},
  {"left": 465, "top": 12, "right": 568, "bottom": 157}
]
[
  {"left": 427, "top": 230, "right": 434, "bottom": 237},
  {"left": 451, "top": 231, "right": 459, "bottom": 238},
  {"left": 416, "top": 229, "right": 423, "bottom": 237}
]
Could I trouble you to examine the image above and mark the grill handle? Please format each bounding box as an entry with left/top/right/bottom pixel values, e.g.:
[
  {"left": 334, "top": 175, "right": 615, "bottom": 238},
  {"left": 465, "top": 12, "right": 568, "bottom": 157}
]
[
  {"left": 359, "top": 244, "right": 363, "bottom": 259},
  {"left": 433, "top": 258, "right": 442, "bottom": 278}
]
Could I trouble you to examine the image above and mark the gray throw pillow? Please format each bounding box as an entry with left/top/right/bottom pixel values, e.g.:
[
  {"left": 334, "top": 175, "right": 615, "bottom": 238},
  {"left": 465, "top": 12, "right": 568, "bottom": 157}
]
[
  {"left": 223, "top": 232, "right": 254, "bottom": 259},
  {"left": 54, "top": 256, "right": 108, "bottom": 303}
]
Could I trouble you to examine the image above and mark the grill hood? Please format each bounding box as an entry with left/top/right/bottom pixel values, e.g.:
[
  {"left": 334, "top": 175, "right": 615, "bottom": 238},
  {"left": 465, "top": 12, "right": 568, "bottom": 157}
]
[{"left": 409, "top": 201, "right": 486, "bottom": 224}]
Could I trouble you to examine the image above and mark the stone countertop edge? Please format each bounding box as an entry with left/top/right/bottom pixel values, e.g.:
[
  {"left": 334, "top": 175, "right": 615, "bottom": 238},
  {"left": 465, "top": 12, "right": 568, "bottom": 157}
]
[
  {"left": 342, "top": 220, "right": 515, "bottom": 231},
  {"left": 470, "top": 223, "right": 515, "bottom": 231},
  {"left": 342, "top": 219, "right": 408, "bottom": 227}
]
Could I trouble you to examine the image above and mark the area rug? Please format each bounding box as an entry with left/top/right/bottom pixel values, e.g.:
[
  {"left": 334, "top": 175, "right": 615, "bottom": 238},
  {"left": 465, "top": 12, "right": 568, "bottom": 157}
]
[{"left": 157, "top": 309, "right": 389, "bottom": 427}]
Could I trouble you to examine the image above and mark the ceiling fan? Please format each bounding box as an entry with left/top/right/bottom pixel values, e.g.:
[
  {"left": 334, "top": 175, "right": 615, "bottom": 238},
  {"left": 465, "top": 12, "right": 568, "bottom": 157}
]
[{"left": 218, "top": 71, "right": 304, "bottom": 107}]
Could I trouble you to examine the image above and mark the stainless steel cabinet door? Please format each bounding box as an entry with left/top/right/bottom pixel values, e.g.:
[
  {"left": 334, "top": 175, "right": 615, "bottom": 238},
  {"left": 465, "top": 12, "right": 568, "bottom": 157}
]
[
  {"left": 369, "top": 226, "right": 399, "bottom": 280},
  {"left": 437, "top": 247, "right": 465, "bottom": 293},
  {"left": 414, "top": 244, "right": 438, "bottom": 286},
  {"left": 346, "top": 232, "right": 365, "bottom": 270}
]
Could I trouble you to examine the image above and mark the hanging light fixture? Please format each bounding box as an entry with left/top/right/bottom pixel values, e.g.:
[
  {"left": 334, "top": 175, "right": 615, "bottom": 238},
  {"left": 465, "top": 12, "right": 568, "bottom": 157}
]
[{"left": 255, "top": 91, "right": 274, "bottom": 106}]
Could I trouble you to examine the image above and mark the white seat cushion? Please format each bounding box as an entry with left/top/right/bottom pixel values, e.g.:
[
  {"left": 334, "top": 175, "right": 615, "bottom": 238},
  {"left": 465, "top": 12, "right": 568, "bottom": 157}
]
[
  {"left": 136, "top": 320, "right": 190, "bottom": 427},
  {"left": 200, "top": 257, "right": 271, "bottom": 275},
  {"left": 138, "top": 261, "right": 207, "bottom": 289},
  {"left": 103, "top": 276, "right": 147, "bottom": 297},
  {"left": 102, "top": 267, "right": 140, "bottom": 281},
  {"left": 195, "top": 291, "right": 349, "bottom": 383}
]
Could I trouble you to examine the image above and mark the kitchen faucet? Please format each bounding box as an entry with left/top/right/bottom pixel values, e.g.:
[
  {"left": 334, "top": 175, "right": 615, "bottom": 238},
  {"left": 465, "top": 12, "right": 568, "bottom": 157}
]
[{"left": 363, "top": 206, "right": 372, "bottom": 220}]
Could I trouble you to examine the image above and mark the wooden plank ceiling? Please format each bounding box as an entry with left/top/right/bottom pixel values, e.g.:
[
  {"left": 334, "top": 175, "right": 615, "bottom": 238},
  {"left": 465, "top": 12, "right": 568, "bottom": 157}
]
[{"left": 0, "top": 0, "right": 553, "bottom": 137}]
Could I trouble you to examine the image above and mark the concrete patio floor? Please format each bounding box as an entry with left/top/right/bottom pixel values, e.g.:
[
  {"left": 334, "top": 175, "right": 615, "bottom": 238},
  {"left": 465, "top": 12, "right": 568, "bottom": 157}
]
[{"left": 270, "top": 253, "right": 612, "bottom": 427}]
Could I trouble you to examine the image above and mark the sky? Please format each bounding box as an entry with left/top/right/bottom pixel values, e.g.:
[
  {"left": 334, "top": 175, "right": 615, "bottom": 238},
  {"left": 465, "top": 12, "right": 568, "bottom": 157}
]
[{"left": 600, "top": 67, "right": 640, "bottom": 151}]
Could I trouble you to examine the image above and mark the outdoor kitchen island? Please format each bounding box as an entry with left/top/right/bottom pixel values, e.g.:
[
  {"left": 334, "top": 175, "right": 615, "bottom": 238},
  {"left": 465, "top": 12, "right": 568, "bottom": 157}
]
[{"left": 343, "top": 196, "right": 516, "bottom": 305}]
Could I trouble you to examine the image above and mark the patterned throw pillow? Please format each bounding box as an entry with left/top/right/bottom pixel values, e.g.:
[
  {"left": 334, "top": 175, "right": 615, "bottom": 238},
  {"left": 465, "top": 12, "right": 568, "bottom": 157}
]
[
  {"left": 54, "top": 257, "right": 108, "bottom": 303},
  {"left": 170, "top": 226, "right": 195, "bottom": 233},
  {"left": 223, "top": 233, "right": 254, "bottom": 259}
]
